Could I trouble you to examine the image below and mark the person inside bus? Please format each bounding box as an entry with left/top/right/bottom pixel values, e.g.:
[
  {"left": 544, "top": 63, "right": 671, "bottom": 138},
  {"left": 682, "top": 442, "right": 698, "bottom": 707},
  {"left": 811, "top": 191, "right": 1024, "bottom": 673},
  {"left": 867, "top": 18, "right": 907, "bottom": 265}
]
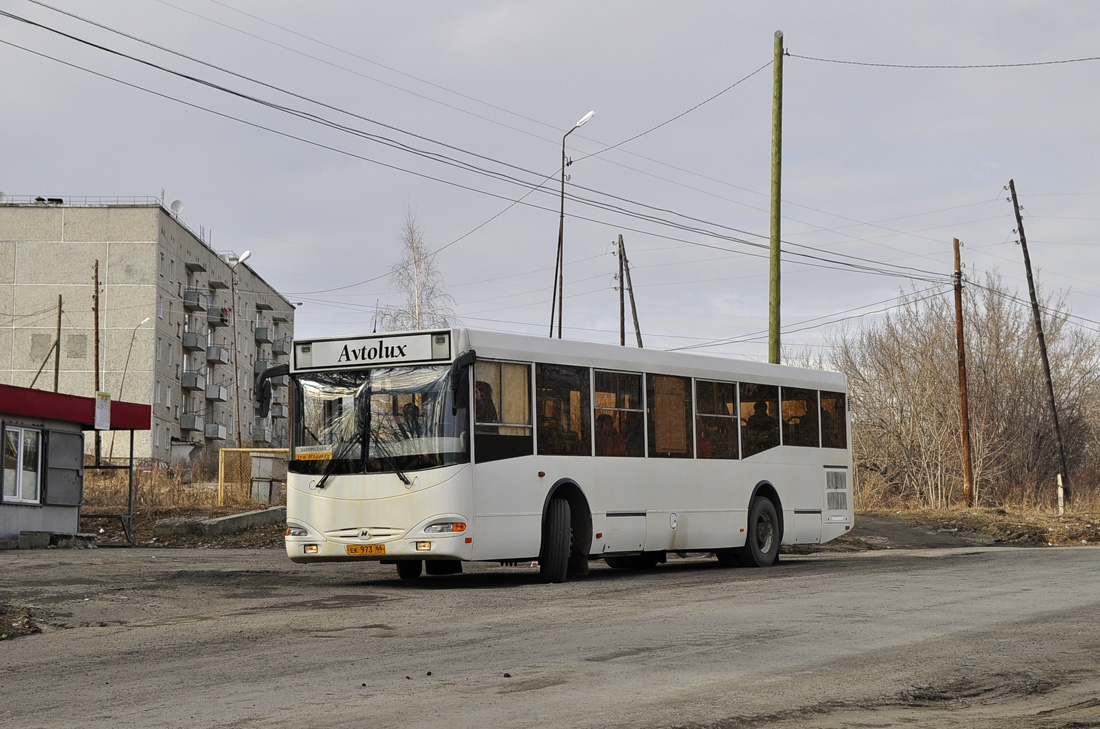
[
  {"left": 747, "top": 401, "right": 776, "bottom": 432},
  {"left": 475, "top": 381, "right": 499, "bottom": 434},
  {"left": 595, "top": 413, "right": 626, "bottom": 456},
  {"left": 399, "top": 402, "right": 421, "bottom": 438}
]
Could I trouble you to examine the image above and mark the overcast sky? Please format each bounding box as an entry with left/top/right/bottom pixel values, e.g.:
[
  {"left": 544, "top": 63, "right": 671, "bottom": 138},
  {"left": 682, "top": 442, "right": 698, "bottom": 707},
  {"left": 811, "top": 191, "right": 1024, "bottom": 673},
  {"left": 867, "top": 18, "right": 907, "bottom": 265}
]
[{"left": 3, "top": 0, "right": 1099, "bottom": 361}]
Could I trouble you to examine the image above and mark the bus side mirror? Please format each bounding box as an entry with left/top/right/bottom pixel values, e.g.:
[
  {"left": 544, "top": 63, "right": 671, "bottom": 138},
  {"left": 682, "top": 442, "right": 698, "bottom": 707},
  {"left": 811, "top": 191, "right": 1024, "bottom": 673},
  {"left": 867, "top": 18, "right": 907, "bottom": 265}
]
[
  {"left": 255, "top": 363, "right": 290, "bottom": 418},
  {"left": 450, "top": 349, "right": 476, "bottom": 415}
]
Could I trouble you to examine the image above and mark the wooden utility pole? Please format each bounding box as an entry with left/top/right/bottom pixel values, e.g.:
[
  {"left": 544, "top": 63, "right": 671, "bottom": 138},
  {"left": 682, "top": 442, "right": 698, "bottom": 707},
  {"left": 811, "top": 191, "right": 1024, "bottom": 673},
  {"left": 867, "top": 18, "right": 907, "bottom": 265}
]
[
  {"left": 618, "top": 235, "right": 643, "bottom": 348},
  {"left": 768, "top": 30, "right": 784, "bottom": 364},
  {"left": 953, "top": 239, "right": 975, "bottom": 507},
  {"left": 618, "top": 240, "right": 625, "bottom": 346},
  {"left": 1009, "top": 179, "right": 1071, "bottom": 502},
  {"left": 93, "top": 261, "right": 102, "bottom": 463},
  {"left": 54, "top": 295, "right": 62, "bottom": 392}
]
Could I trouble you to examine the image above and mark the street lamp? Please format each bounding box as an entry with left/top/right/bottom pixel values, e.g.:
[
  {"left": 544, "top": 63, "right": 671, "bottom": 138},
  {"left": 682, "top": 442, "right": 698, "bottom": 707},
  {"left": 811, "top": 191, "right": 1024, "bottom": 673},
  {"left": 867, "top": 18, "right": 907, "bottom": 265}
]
[
  {"left": 229, "top": 250, "right": 251, "bottom": 447},
  {"left": 550, "top": 110, "right": 595, "bottom": 339},
  {"left": 108, "top": 316, "right": 151, "bottom": 461}
]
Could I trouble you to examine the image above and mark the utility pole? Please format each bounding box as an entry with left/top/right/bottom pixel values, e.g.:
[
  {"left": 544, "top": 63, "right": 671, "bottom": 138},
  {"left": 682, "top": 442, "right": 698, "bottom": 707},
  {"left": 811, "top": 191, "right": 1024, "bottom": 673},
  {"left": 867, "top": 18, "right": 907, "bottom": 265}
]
[
  {"left": 953, "top": 239, "right": 975, "bottom": 507},
  {"left": 768, "top": 30, "right": 784, "bottom": 364},
  {"left": 618, "top": 241, "right": 625, "bottom": 346},
  {"left": 54, "top": 295, "right": 62, "bottom": 392},
  {"left": 618, "top": 235, "right": 643, "bottom": 348},
  {"left": 93, "top": 261, "right": 102, "bottom": 464},
  {"left": 1009, "top": 178, "right": 1071, "bottom": 503}
]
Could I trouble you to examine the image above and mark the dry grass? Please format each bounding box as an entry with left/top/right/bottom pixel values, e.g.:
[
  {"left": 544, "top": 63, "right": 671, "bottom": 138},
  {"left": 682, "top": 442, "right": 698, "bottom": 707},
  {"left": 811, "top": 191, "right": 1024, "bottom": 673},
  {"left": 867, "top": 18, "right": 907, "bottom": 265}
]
[{"left": 82, "top": 466, "right": 283, "bottom": 513}]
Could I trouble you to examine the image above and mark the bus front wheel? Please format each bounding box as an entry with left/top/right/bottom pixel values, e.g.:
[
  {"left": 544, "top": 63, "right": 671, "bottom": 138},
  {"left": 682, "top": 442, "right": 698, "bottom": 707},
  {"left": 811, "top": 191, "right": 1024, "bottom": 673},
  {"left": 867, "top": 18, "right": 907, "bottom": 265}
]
[
  {"left": 736, "top": 498, "right": 779, "bottom": 568},
  {"left": 396, "top": 560, "right": 423, "bottom": 580},
  {"left": 539, "top": 499, "right": 571, "bottom": 584}
]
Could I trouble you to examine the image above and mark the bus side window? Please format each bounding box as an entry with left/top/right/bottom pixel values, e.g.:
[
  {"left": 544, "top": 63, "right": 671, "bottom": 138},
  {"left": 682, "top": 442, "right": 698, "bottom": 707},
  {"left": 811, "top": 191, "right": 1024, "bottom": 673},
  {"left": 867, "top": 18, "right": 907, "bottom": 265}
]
[
  {"left": 781, "top": 387, "right": 820, "bottom": 447},
  {"left": 647, "top": 374, "right": 693, "bottom": 458},
  {"left": 695, "top": 380, "right": 738, "bottom": 459},
  {"left": 474, "top": 361, "right": 533, "bottom": 463},
  {"left": 536, "top": 363, "right": 591, "bottom": 456},
  {"left": 594, "top": 370, "right": 643, "bottom": 457},
  {"left": 740, "top": 382, "right": 779, "bottom": 457},
  {"left": 820, "top": 391, "right": 848, "bottom": 449}
]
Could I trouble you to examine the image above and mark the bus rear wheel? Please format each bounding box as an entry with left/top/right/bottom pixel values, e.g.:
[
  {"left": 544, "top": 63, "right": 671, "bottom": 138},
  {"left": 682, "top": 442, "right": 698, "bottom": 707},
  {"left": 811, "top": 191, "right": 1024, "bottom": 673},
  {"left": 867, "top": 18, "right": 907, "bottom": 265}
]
[
  {"left": 396, "top": 560, "right": 423, "bottom": 580},
  {"left": 539, "top": 498, "right": 571, "bottom": 584},
  {"left": 736, "top": 497, "right": 779, "bottom": 568}
]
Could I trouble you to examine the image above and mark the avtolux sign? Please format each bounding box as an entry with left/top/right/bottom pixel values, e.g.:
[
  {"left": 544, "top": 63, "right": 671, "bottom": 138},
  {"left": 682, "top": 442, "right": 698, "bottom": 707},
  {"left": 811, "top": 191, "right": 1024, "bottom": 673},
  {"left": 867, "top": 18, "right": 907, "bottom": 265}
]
[{"left": 294, "top": 332, "right": 452, "bottom": 371}]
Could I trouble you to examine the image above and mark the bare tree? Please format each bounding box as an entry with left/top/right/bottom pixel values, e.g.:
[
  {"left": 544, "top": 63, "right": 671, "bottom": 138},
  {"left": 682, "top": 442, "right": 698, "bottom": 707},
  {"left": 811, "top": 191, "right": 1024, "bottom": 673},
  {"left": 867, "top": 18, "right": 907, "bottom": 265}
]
[
  {"left": 832, "top": 272, "right": 1100, "bottom": 509},
  {"left": 374, "top": 207, "right": 455, "bottom": 332}
]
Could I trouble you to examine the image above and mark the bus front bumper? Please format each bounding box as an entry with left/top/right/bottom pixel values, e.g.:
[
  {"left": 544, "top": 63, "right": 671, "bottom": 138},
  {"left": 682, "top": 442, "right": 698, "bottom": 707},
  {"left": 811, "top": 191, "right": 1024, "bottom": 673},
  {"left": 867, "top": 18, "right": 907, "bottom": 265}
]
[{"left": 284, "top": 518, "right": 473, "bottom": 564}]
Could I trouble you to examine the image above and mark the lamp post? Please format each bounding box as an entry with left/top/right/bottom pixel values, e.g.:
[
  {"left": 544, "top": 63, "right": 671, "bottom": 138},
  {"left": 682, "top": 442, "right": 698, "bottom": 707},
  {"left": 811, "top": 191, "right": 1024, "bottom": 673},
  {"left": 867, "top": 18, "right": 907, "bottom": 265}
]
[
  {"left": 229, "top": 250, "right": 251, "bottom": 447},
  {"left": 108, "top": 316, "right": 150, "bottom": 461},
  {"left": 550, "top": 110, "right": 595, "bottom": 338}
]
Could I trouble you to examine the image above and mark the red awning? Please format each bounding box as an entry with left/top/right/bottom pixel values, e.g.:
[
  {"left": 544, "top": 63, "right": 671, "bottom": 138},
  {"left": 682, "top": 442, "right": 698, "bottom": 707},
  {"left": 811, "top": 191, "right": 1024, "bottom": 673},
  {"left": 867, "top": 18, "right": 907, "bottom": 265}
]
[{"left": 0, "top": 384, "right": 151, "bottom": 430}]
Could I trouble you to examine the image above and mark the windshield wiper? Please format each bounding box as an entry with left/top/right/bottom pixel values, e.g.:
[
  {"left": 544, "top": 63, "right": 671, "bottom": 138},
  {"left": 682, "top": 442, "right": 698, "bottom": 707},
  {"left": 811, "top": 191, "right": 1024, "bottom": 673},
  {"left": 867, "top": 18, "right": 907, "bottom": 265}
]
[{"left": 313, "top": 433, "right": 361, "bottom": 490}]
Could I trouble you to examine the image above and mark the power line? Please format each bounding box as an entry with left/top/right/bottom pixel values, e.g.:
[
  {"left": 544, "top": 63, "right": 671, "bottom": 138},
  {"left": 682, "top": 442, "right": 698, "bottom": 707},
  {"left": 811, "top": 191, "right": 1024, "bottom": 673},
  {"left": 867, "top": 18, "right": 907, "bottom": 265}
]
[{"left": 788, "top": 51, "right": 1100, "bottom": 69}]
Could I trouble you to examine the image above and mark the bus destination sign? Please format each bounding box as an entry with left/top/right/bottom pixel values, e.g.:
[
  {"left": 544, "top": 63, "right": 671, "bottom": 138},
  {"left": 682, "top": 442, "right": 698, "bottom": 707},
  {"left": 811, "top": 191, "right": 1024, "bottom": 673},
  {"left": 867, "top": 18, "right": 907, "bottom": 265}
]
[{"left": 295, "top": 332, "right": 451, "bottom": 371}]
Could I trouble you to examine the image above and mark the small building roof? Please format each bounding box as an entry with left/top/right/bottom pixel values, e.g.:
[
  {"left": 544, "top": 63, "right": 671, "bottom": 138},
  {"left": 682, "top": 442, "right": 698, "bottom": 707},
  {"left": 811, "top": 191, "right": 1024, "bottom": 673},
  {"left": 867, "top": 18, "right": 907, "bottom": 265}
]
[{"left": 0, "top": 384, "right": 151, "bottom": 430}]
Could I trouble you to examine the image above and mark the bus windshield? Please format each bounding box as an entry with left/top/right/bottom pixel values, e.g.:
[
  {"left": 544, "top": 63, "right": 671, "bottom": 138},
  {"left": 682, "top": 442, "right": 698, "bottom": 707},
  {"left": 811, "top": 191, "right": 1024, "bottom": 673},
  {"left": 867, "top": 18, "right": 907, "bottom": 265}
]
[{"left": 290, "top": 364, "right": 469, "bottom": 476}]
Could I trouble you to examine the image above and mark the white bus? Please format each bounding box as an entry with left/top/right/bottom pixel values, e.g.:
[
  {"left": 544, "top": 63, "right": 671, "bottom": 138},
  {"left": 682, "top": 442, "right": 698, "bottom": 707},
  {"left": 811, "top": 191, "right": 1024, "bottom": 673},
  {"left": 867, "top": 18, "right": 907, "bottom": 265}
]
[{"left": 258, "top": 328, "right": 852, "bottom": 582}]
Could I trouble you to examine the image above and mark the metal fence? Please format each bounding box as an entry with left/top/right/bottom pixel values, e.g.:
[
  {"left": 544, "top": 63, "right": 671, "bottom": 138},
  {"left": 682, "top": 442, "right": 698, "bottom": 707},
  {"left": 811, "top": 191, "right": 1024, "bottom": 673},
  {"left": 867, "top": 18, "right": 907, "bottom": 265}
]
[{"left": 217, "top": 448, "right": 289, "bottom": 507}]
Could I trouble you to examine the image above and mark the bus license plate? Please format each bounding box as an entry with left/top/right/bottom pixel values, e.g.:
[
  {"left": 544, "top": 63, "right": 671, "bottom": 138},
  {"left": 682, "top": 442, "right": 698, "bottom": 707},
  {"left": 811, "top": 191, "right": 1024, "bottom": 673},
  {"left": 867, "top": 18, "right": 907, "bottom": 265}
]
[{"left": 346, "top": 544, "right": 386, "bottom": 556}]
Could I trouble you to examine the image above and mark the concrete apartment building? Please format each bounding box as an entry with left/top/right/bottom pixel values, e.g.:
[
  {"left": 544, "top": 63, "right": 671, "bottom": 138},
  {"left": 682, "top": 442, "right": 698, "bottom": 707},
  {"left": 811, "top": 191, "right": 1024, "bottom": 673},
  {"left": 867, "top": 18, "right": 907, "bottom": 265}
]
[{"left": 0, "top": 197, "right": 295, "bottom": 465}]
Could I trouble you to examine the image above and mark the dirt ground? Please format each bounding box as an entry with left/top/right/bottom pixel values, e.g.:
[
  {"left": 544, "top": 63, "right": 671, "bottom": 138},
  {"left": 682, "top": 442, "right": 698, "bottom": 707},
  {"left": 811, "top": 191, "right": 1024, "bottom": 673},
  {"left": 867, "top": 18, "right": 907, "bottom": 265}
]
[{"left": 2, "top": 506, "right": 1098, "bottom": 643}]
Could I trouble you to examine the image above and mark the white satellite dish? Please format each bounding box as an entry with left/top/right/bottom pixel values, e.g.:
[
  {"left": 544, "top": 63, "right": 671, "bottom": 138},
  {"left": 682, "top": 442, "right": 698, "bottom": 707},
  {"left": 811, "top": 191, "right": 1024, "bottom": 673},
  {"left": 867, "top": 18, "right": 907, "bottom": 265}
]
[{"left": 170, "top": 199, "right": 185, "bottom": 216}]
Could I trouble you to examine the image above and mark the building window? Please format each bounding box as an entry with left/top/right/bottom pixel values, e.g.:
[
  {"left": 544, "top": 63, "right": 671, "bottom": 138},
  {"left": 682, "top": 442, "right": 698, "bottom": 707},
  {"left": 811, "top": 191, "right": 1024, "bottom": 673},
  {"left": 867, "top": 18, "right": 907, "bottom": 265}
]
[
  {"left": 157, "top": 295, "right": 164, "bottom": 319},
  {"left": 157, "top": 337, "right": 164, "bottom": 361},
  {"left": 155, "top": 380, "right": 162, "bottom": 405},
  {"left": 3, "top": 426, "right": 41, "bottom": 503},
  {"left": 154, "top": 425, "right": 160, "bottom": 447}
]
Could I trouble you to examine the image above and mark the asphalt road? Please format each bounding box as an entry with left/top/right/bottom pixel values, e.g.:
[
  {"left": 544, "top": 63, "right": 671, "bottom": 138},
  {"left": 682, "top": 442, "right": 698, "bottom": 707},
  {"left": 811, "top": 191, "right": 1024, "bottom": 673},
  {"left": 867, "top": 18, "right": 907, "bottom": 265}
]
[{"left": 3, "top": 545, "right": 1100, "bottom": 729}]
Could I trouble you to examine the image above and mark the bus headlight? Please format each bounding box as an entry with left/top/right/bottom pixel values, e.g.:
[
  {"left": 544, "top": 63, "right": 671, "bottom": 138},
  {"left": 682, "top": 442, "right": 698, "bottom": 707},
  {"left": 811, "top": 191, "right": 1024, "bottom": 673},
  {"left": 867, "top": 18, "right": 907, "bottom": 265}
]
[
  {"left": 285, "top": 526, "right": 308, "bottom": 537},
  {"left": 424, "top": 521, "right": 467, "bottom": 534}
]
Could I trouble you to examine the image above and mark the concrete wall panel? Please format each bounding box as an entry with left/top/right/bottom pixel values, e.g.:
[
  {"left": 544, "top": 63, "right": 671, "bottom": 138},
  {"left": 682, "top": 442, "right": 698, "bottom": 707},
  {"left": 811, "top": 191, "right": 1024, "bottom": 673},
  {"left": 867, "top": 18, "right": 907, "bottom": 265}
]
[{"left": 0, "top": 208, "right": 64, "bottom": 242}]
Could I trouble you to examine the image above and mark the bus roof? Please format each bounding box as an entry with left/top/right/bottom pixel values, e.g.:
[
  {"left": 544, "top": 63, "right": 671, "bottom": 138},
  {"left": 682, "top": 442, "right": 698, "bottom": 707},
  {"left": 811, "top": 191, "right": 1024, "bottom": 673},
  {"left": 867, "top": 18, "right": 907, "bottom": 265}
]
[{"left": 291, "top": 328, "right": 847, "bottom": 391}]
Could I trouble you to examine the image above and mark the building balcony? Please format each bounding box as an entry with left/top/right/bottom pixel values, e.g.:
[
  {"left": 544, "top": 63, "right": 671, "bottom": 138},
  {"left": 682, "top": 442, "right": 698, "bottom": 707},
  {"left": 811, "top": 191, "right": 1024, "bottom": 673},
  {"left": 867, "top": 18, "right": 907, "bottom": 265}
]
[
  {"left": 272, "top": 338, "right": 290, "bottom": 356},
  {"left": 254, "top": 359, "right": 276, "bottom": 374},
  {"left": 180, "top": 413, "right": 205, "bottom": 432},
  {"left": 269, "top": 402, "right": 287, "bottom": 419},
  {"left": 182, "top": 331, "right": 206, "bottom": 352},
  {"left": 252, "top": 425, "right": 272, "bottom": 443},
  {"left": 207, "top": 306, "right": 229, "bottom": 327},
  {"left": 255, "top": 326, "right": 272, "bottom": 344},
  {"left": 205, "top": 383, "right": 229, "bottom": 402},
  {"left": 206, "top": 345, "right": 230, "bottom": 365},
  {"left": 271, "top": 375, "right": 288, "bottom": 388},
  {"left": 183, "top": 289, "right": 207, "bottom": 312},
  {"left": 181, "top": 371, "right": 206, "bottom": 391},
  {"left": 204, "top": 423, "right": 227, "bottom": 441}
]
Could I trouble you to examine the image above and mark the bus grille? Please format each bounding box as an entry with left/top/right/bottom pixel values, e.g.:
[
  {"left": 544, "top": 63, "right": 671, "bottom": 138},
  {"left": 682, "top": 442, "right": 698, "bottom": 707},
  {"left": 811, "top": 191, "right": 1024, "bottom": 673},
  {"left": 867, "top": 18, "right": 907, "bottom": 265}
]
[{"left": 826, "top": 470, "right": 848, "bottom": 510}]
